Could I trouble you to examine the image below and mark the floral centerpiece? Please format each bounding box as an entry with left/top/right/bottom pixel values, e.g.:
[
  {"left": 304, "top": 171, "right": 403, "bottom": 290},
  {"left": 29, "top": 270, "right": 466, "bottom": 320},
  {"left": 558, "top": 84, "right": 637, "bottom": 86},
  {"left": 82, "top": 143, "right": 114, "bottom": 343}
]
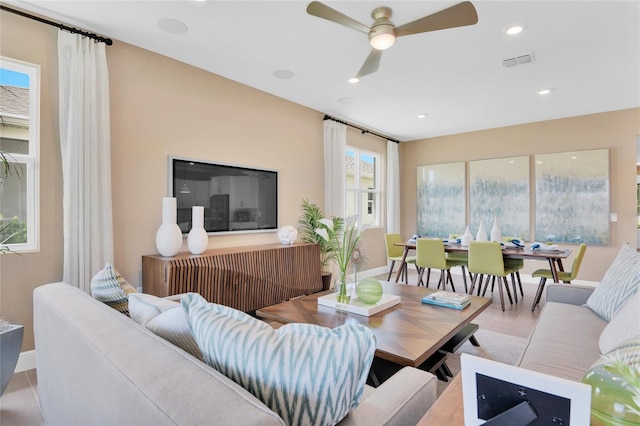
[{"left": 315, "top": 215, "right": 364, "bottom": 303}]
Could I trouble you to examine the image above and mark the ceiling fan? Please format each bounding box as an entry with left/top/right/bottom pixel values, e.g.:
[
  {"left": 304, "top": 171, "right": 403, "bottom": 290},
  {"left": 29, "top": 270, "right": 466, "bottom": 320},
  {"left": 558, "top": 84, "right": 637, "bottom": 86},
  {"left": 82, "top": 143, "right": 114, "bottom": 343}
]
[{"left": 306, "top": 1, "right": 478, "bottom": 80}]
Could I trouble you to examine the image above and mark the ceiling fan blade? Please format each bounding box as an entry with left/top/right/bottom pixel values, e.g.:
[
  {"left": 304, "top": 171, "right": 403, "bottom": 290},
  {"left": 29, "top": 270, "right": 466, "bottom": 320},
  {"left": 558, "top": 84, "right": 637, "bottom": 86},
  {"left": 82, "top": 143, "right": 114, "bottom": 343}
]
[
  {"left": 356, "top": 49, "right": 383, "bottom": 78},
  {"left": 306, "top": 1, "right": 370, "bottom": 35},
  {"left": 395, "top": 1, "right": 478, "bottom": 37}
]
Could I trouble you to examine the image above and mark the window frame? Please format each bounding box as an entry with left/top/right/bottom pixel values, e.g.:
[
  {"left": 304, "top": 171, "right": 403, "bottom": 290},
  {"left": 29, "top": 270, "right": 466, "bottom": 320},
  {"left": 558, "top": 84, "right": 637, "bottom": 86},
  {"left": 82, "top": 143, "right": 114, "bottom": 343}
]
[
  {"left": 345, "top": 146, "right": 381, "bottom": 228},
  {"left": 0, "top": 56, "right": 40, "bottom": 253}
]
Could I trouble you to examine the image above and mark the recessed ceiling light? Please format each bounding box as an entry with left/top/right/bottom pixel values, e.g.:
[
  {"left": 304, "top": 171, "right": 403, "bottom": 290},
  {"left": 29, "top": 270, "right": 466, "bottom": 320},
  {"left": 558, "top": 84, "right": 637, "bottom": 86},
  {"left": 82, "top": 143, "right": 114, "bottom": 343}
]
[
  {"left": 157, "top": 18, "right": 188, "bottom": 35},
  {"left": 417, "top": 114, "right": 427, "bottom": 119},
  {"left": 504, "top": 25, "right": 524, "bottom": 35},
  {"left": 571, "top": 156, "right": 578, "bottom": 160},
  {"left": 337, "top": 97, "right": 354, "bottom": 104},
  {"left": 273, "top": 69, "right": 294, "bottom": 79},
  {"left": 348, "top": 77, "right": 359, "bottom": 84},
  {"left": 538, "top": 89, "right": 552, "bottom": 95}
]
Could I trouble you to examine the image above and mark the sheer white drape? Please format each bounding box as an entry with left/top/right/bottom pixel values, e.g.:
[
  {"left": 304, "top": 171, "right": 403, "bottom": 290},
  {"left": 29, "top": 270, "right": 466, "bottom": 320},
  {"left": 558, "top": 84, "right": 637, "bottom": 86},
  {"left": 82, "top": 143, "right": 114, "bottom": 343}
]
[
  {"left": 58, "top": 31, "right": 113, "bottom": 292},
  {"left": 323, "top": 120, "right": 346, "bottom": 218},
  {"left": 386, "top": 140, "right": 400, "bottom": 233}
]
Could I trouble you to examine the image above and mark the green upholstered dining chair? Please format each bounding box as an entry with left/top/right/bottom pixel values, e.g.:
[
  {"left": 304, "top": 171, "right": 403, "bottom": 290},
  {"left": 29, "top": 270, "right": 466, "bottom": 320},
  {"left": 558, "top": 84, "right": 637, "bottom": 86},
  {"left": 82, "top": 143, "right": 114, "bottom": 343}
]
[
  {"left": 385, "top": 233, "right": 418, "bottom": 284},
  {"left": 416, "top": 238, "right": 458, "bottom": 291},
  {"left": 501, "top": 236, "right": 525, "bottom": 301},
  {"left": 531, "top": 243, "right": 587, "bottom": 311},
  {"left": 468, "top": 241, "right": 518, "bottom": 311}
]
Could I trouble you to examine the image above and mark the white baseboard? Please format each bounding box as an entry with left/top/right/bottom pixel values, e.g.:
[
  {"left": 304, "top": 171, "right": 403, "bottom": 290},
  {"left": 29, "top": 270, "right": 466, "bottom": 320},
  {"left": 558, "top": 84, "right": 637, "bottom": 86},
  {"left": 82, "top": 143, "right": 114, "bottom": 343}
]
[{"left": 15, "top": 350, "right": 36, "bottom": 372}]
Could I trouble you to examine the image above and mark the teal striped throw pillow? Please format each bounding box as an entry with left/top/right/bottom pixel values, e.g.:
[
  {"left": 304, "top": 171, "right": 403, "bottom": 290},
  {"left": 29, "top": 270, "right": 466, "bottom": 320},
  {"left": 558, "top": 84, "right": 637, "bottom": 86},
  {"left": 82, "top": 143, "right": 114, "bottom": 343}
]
[
  {"left": 586, "top": 244, "right": 640, "bottom": 321},
  {"left": 182, "top": 293, "right": 376, "bottom": 426},
  {"left": 90, "top": 263, "right": 137, "bottom": 316}
]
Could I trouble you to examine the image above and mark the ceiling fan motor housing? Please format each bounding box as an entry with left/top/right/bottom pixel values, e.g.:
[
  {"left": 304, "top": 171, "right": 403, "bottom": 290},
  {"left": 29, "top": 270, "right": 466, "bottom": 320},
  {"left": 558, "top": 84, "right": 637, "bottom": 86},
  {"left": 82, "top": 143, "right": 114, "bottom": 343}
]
[{"left": 369, "top": 6, "right": 396, "bottom": 50}]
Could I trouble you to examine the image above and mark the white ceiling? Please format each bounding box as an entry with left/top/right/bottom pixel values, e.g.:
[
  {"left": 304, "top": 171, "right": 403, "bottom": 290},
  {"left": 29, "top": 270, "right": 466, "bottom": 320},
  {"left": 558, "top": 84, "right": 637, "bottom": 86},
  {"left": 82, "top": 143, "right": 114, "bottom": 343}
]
[{"left": 6, "top": 0, "right": 640, "bottom": 141}]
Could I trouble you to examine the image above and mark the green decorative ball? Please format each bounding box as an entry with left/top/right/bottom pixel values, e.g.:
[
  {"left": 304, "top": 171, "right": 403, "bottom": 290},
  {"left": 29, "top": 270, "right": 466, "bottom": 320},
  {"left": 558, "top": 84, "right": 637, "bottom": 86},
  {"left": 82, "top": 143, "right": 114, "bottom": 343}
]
[{"left": 356, "top": 278, "right": 384, "bottom": 305}]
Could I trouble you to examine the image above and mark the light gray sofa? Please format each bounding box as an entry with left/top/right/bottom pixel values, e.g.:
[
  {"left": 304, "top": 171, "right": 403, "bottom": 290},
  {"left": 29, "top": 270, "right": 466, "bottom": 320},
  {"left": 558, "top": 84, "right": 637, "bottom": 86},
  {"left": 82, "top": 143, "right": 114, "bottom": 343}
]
[
  {"left": 517, "top": 283, "right": 610, "bottom": 380},
  {"left": 33, "top": 282, "right": 437, "bottom": 426}
]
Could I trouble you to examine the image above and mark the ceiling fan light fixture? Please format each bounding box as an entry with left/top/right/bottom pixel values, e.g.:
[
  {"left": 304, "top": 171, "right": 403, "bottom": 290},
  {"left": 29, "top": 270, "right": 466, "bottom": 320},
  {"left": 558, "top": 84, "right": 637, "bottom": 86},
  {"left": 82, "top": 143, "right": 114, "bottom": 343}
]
[
  {"left": 369, "top": 24, "right": 396, "bottom": 50},
  {"left": 348, "top": 77, "right": 359, "bottom": 84}
]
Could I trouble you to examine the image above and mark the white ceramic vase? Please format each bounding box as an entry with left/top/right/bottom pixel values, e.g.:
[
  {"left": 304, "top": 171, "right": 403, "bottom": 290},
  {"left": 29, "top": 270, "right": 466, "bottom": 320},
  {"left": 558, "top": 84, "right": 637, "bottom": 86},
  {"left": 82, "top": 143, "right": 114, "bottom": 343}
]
[
  {"left": 155, "top": 197, "right": 183, "bottom": 257},
  {"left": 490, "top": 216, "right": 502, "bottom": 242},
  {"left": 460, "top": 225, "right": 474, "bottom": 247},
  {"left": 476, "top": 222, "right": 488, "bottom": 242},
  {"left": 188, "top": 206, "right": 208, "bottom": 255}
]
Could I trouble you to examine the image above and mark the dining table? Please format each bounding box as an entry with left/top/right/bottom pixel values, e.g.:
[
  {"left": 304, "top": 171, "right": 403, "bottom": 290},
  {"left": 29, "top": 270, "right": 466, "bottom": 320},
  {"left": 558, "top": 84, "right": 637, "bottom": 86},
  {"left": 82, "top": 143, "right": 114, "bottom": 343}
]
[{"left": 394, "top": 240, "right": 572, "bottom": 285}]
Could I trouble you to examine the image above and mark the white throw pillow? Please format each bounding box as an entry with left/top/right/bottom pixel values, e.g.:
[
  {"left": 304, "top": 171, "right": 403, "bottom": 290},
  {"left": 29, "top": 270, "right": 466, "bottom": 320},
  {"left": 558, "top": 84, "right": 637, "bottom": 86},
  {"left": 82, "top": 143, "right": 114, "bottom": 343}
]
[
  {"left": 129, "top": 293, "right": 203, "bottom": 360},
  {"left": 599, "top": 291, "right": 640, "bottom": 354},
  {"left": 182, "top": 293, "right": 376, "bottom": 426},
  {"left": 586, "top": 244, "right": 640, "bottom": 321}
]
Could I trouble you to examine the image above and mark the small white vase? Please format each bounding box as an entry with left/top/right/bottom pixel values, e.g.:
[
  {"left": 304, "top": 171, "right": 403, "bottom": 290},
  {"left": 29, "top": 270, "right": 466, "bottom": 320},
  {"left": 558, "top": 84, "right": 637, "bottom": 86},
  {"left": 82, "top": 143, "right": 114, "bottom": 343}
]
[
  {"left": 188, "top": 206, "right": 208, "bottom": 255},
  {"left": 476, "top": 222, "right": 488, "bottom": 242},
  {"left": 155, "top": 197, "right": 183, "bottom": 257},
  {"left": 278, "top": 225, "right": 298, "bottom": 245},
  {"left": 490, "top": 216, "right": 502, "bottom": 242},
  {"left": 460, "top": 225, "right": 474, "bottom": 247}
]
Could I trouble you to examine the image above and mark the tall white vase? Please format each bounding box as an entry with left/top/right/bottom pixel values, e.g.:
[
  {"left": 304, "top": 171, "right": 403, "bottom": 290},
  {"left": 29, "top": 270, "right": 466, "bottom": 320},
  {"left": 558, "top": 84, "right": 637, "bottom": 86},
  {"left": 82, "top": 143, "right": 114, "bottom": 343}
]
[
  {"left": 476, "top": 222, "right": 488, "bottom": 242},
  {"left": 460, "top": 225, "right": 474, "bottom": 247},
  {"left": 490, "top": 216, "right": 502, "bottom": 242},
  {"left": 155, "top": 197, "right": 183, "bottom": 257},
  {"left": 188, "top": 206, "right": 208, "bottom": 255}
]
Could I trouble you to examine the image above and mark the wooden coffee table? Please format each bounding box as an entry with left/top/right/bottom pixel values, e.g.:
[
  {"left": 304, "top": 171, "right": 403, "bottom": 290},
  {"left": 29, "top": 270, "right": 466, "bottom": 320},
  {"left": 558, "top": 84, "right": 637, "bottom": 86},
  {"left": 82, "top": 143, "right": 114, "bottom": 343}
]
[{"left": 256, "top": 282, "right": 491, "bottom": 369}]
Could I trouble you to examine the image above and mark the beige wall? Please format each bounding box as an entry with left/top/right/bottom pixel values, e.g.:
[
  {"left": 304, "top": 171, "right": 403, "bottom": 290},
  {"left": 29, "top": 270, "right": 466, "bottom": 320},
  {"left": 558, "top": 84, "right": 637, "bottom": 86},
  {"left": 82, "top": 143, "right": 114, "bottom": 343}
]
[{"left": 400, "top": 108, "right": 640, "bottom": 281}]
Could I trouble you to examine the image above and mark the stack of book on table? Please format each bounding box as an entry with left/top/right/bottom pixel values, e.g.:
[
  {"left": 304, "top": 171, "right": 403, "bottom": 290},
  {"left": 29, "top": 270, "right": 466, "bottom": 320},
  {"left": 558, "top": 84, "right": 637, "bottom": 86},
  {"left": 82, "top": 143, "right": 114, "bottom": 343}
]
[{"left": 421, "top": 291, "right": 470, "bottom": 310}]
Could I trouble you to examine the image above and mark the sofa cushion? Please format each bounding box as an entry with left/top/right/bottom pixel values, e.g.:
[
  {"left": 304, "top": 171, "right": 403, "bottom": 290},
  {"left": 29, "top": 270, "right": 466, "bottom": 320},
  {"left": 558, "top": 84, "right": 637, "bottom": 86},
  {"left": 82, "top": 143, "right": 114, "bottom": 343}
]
[
  {"left": 128, "top": 293, "right": 203, "bottom": 360},
  {"left": 182, "top": 293, "right": 376, "bottom": 426},
  {"left": 90, "top": 263, "right": 137, "bottom": 316},
  {"left": 599, "top": 291, "right": 640, "bottom": 354},
  {"left": 586, "top": 243, "right": 640, "bottom": 321},
  {"left": 518, "top": 302, "right": 607, "bottom": 381}
]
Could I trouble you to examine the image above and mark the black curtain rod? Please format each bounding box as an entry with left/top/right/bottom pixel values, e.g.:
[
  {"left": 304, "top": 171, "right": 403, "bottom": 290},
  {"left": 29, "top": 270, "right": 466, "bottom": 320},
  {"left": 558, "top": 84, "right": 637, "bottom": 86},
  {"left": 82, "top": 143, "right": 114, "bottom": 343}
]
[
  {"left": 323, "top": 114, "right": 400, "bottom": 144},
  {"left": 0, "top": 5, "right": 113, "bottom": 45}
]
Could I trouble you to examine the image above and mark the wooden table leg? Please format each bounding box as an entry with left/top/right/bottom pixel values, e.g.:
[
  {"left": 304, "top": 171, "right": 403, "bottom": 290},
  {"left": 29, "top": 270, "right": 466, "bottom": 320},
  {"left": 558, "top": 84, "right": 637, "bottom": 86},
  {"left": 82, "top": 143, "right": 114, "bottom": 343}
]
[{"left": 394, "top": 247, "right": 410, "bottom": 283}]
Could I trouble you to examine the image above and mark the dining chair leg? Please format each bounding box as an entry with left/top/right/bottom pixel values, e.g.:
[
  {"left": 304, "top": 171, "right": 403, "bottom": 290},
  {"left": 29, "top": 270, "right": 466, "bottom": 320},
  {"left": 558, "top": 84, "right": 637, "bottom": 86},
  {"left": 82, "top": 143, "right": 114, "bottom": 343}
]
[
  {"left": 503, "top": 277, "right": 513, "bottom": 305},
  {"left": 468, "top": 273, "right": 478, "bottom": 295},
  {"left": 460, "top": 266, "right": 469, "bottom": 294},
  {"left": 446, "top": 270, "right": 456, "bottom": 293},
  {"left": 426, "top": 268, "right": 431, "bottom": 287},
  {"left": 497, "top": 275, "right": 506, "bottom": 311},
  {"left": 532, "top": 277, "right": 547, "bottom": 311},
  {"left": 510, "top": 273, "right": 518, "bottom": 304},
  {"left": 387, "top": 261, "right": 396, "bottom": 281},
  {"left": 417, "top": 267, "right": 425, "bottom": 287},
  {"left": 515, "top": 271, "right": 524, "bottom": 297},
  {"left": 437, "top": 270, "right": 445, "bottom": 289},
  {"left": 481, "top": 276, "right": 493, "bottom": 297}
]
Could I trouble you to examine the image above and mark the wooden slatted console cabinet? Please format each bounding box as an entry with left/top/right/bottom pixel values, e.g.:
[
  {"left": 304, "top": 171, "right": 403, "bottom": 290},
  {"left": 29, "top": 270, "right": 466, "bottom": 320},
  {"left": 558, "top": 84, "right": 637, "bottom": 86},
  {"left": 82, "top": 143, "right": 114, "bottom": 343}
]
[{"left": 142, "top": 242, "right": 323, "bottom": 312}]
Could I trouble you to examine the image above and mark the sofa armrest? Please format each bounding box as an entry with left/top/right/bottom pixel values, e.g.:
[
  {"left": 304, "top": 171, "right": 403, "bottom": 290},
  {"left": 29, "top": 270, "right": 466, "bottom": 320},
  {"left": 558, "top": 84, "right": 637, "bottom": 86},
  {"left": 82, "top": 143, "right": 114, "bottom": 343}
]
[
  {"left": 545, "top": 284, "right": 595, "bottom": 305},
  {"left": 340, "top": 367, "right": 437, "bottom": 426}
]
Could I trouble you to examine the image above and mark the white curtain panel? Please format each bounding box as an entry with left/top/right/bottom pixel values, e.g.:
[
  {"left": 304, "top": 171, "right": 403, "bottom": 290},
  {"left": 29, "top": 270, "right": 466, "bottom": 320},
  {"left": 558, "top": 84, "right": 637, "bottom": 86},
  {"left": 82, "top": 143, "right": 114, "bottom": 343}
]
[
  {"left": 323, "top": 120, "right": 346, "bottom": 218},
  {"left": 58, "top": 31, "right": 113, "bottom": 293},
  {"left": 386, "top": 140, "right": 400, "bottom": 233}
]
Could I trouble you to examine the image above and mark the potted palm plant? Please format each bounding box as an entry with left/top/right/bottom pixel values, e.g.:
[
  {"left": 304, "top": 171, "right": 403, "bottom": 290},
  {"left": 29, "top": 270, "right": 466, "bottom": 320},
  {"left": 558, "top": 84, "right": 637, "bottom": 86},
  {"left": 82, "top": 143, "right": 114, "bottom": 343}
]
[{"left": 298, "top": 199, "right": 342, "bottom": 291}]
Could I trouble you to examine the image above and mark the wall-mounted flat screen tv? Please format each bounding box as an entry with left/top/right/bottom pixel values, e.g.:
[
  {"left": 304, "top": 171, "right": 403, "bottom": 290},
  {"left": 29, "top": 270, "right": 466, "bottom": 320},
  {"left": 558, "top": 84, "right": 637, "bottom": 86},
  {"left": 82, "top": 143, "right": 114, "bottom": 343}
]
[{"left": 168, "top": 156, "right": 278, "bottom": 234}]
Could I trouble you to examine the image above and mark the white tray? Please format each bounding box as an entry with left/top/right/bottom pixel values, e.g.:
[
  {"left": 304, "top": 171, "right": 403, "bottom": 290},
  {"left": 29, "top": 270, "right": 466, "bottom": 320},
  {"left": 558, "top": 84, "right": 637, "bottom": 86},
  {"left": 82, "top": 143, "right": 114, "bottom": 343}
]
[{"left": 317, "top": 292, "right": 401, "bottom": 317}]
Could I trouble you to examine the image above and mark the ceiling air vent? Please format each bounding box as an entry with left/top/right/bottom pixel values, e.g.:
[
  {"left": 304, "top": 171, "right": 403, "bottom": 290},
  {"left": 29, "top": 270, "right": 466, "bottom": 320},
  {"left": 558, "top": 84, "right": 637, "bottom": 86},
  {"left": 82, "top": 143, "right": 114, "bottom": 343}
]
[{"left": 502, "top": 53, "right": 535, "bottom": 68}]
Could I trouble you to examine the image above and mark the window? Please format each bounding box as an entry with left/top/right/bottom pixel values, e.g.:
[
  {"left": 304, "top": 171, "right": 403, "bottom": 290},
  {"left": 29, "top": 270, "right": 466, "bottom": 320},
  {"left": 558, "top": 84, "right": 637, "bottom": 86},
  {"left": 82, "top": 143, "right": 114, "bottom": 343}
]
[
  {"left": 345, "top": 147, "right": 380, "bottom": 227},
  {"left": 0, "top": 57, "right": 40, "bottom": 252}
]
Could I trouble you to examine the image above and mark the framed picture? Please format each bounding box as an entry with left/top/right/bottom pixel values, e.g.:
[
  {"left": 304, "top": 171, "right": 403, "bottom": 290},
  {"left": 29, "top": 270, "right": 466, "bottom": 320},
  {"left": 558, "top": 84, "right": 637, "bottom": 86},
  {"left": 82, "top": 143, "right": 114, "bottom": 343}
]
[
  {"left": 534, "top": 149, "right": 610, "bottom": 244},
  {"left": 469, "top": 156, "right": 530, "bottom": 241},
  {"left": 416, "top": 162, "right": 466, "bottom": 238},
  {"left": 461, "top": 354, "right": 591, "bottom": 425}
]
